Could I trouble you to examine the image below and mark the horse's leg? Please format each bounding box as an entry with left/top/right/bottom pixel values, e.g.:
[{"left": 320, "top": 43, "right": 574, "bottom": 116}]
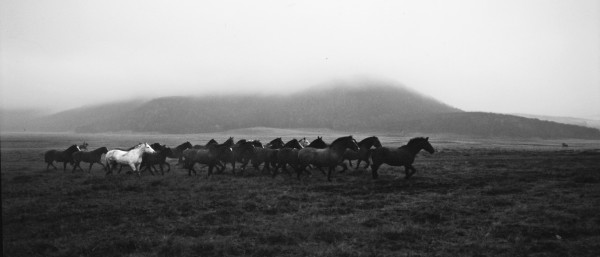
[
  {"left": 355, "top": 159, "right": 362, "bottom": 169},
  {"left": 98, "top": 162, "right": 107, "bottom": 172},
  {"left": 132, "top": 163, "right": 140, "bottom": 177},
  {"left": 88, "top": 162, "right": 94, "bottom": 173},
  {"left": 164, "top": 162, "right": 170, "bottom": 173},
  {"left": 63, "top": 162, "right": 68, "bottom": 172},
  {"left": 72, "top": 161, "right": 79, "bottom": 172},
  {"left": 327, "top": 166, "right": 335, "bottom": 182},
  {"left": 371, "top": 163, "right": 381, "bottom": 179},
  {"left": 317, "top": 166, "right": 326, "bottom": 176},
  {"left": 207, "top": 164, "right": 214, "bottom": 178},
  {"left": 403, "top": 166, "right": 411, "bottom": 179},
  {"left": 405, "top": 165, "right": 417, "bottom": 179},
  {"left": 105, "top": 162, "right": 112, "bottom": 175},
  {"left": 339, "top": 162, "right": 348, "bottom": 173},
  {"left": 363, "top": 159, "right": 371, "bottom": 170}
]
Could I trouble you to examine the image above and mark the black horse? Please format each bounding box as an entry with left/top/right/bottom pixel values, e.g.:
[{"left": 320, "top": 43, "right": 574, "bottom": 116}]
[
  {"left": 251, "top": 137, "right": 284, "bottom": 173},
  {"left": 307, "top": 136, "right": 327, "bottom": 149},
  {"left": 141, "top": 145, "right": 174, "bottom": 175},
  {"left": 182, "top": 141, "right": 233, "bottom": 177},
  {"left": 72, "top": 146, "right": 108, "bottom": 172},
  {"left": 169, "top": 141, "right": 192, "bottom": 163},
  {"left": 343, "top": 136, "right": 382, "bottom": 170},
  {"left": 193, "top": 139, "right": 218, "bottom": 149},
  {"left": 273, "top": 139, "right": 304, "bottom": 177},
  {"left": 45, "top": 145, "right": 81, "bottom": 171},
  {"left": 297, "top": 136, "right": 359, "bottom": 181},
  {"left": 370, "top": 137, "right": 435, "bottom": 180},
  {"left": 225, "top": 139, "right": 257, "bottom": 173}
]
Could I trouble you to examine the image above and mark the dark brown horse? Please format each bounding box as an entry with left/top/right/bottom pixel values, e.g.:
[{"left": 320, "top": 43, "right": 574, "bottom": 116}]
[
  {"left": 273, "top": 139, "right": 304, "bottom": 177},
  {"left": 343, "top": 136, "right": 382, "bottom": 170},
  {"left": 182, "top": 142, "right": 232, "bottom": 177},
  {"left": 370, "top": 137, "right": 434, "bottom": 179},
  {"left": 251, "top": 137, "right": 283, "bottom": 173},
  {"left": 72, "top": 146, "right": 108, "bottom": 172},
  {"left": 297, "top": 136, "right": 359, "bottom": 181},
  {"left": 45, "top": 145, "right": 81, "bottom": 171},
  {"left": 140, "top": 145, "right": 173, "bottom": 175}
]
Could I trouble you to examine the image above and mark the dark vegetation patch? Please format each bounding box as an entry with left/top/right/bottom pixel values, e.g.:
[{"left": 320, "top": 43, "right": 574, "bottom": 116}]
[{"left": 2, "top": 147, "right": 600, "bottom": 256}]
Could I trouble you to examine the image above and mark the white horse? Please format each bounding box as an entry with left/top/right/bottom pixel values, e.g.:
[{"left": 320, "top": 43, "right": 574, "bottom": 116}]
[
  {"left": 105, "top": 143, "right": 155, "bottom": 176},
  {"left": 299, "top": 137, "right": 311, "bottom": 148}
]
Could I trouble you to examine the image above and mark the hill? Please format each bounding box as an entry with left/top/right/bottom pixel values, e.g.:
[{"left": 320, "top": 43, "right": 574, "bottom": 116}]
[{"left": 4, "top": 81, "right": 600, "bottom": 139}]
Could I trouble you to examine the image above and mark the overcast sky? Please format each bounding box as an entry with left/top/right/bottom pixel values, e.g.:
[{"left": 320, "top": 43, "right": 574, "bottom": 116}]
[{"left": 1, "top": 0, "right": 599, "bottom": 118}]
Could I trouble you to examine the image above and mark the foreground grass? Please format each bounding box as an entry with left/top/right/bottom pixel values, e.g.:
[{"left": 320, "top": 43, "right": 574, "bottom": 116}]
[{"left": 3, "top": 148, "right": 600, "bottom": 257}]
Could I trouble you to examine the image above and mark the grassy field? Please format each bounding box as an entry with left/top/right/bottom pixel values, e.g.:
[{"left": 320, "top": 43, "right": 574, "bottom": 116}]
[{"left": 2, "top": 131, "right": 600, "bottom": 256}]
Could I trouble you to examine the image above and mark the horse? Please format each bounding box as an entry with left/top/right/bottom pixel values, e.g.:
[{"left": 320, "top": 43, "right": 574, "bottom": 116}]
[
  {"left": 297, "top": 136, "right": 359, "bottom": 181},
  {"left": 273, "top": 138, "right": 304, "bottom": 177},
  {"left": 193, "top": 139, "right": 218, "bottom": 149},
  {"left": 72, "top": 147, "right": 108, "bottom": 172},
  {"left": 299, "top": 137, "right": 311, "bottom": 148},
  {"left": 44, "top": 145, "right": 81, "bottom": 171},
  {"left": 343, "top": 136, "right": 382, "bottom": 170},
  {"left": 140, "top": 145, "right": 174, "bottom": 175},
  {"left": 105, "top": 143, "right": 156, "bottom": 176},
  {"left": 307, "top": 136, "right": 327, "bottom": 148},
  {"left": 252, "top": 137, "right": 283, "bottom": 173},
  {"left": 370, "top": 137, "right": 434, "bottom": 180},
  {"left": 265, "top": 137, "right": 285, "bottom": 149},
  {"left": 182, "top": 142, "right": 232, "bottom": 177},
  {"left": 225, "top": 139, "right": 257, "bottom": 173}
]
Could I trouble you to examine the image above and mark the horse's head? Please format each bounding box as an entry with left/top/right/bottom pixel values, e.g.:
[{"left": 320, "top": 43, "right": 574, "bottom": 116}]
[
  {"left": 150, "top": 143, "right": 164, "bottom": 151},
  {"left": 66, "top": 144, "right": 81, "bottom": 154},
  {"left": 97, "top": 147, "right": 109, "bottom": 154},
  {"left": 161, "top": 147, "right": 174, "bottom": 157},
  {"left": 408, "top": 137, "right": 435, "bottom": 154},
  {"left": 222, "top": 137, "right": 234, "bottom": 147},
  {"left": 299, "top": 137, "right": 310, "bottom": 147},
  {"left": 250, "top": 140, "right": 263, "bottom": 148},
  {"left": 330, "top": 136, "right": 359, "bottom": 151},
  {"left": 266, "top": 137, "right": 284, "bottom": 149},
  {"left": 141, "top": 142, "right": 156, "bottom": 154},
  {"left": 284, "top": 139, "right": 303, "bottom": 149},
  {"left": 308, "top": 136, "right": 327, "bottom": 148},
  {"left": 239, "top": 141, "right": 256, "bottom": 154},
  {"left": 206, "top": 139, "right": 218, "bottom": 147}
]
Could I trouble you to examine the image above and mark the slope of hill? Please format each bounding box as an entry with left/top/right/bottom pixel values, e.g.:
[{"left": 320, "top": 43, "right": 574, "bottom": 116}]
[
  {"left": 512, "top": 113, "right": 600, "bottom": 130},
  {"left": 8, "top": 81, "right": 600, "bottom": 139},
  {"left": 398, "top": 112, "right": 600, "bottom": 139}
]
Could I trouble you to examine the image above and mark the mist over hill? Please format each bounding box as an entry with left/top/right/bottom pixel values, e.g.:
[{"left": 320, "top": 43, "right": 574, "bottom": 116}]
[{"left": 2, "top": 82, "right": 599, "bottom": 139}]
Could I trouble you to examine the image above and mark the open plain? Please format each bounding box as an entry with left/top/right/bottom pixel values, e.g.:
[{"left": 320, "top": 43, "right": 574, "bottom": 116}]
[{"left": 2, "top": 131, "right": 600, "bottom": 256}]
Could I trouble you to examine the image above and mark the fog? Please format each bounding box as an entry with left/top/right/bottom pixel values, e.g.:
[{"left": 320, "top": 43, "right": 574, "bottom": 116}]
[{"left": 1, "top": 0, "right": 599, "bottom": 118}]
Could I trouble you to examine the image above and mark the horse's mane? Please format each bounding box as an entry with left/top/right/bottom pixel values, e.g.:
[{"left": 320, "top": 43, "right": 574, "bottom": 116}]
[
  {"left": 176, "top": 141, "right": 193, "bottom": 150},
  {"left": 330, "top": 136, "right": 353, "bottom": 146},
  {"left": 406, "top": 137, "right": 427, "bottom": 147},
  {"left": 358, "top": 136, "right": 378, "bottom": 146},
  {"left": 91, "top": 147, "right": 108, "bottom": 153},
  {"left": 268, "top": 137, "right": 283, "bottom": 144},
  {"left": 65, "top": 145, "right": 79, "bottom": 152},
  {"left": 283, "top": 139, "right": 299, "bottom": 148},
  {"left": 308, "top": 137, "right": 327, "bottom": 147}
]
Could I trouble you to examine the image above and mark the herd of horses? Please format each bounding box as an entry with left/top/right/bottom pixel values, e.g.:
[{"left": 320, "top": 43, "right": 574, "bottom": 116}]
[{"left": 44, "top": 136, "right": 435, "bottom": 181}]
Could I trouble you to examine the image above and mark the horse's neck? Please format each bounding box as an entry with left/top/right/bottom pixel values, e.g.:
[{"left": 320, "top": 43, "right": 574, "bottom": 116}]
[
  {"left": 128, "top": 147, "right": 145, "bottom": 156},
  {"left": 402, "top": 144, "right": 422, "bottom": 156},
  {"left": 359, "top": 140, "right": 374, "bottom": 149},
  {"left": 329, "top": 143, "right": 348, "bottom": 153}
]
